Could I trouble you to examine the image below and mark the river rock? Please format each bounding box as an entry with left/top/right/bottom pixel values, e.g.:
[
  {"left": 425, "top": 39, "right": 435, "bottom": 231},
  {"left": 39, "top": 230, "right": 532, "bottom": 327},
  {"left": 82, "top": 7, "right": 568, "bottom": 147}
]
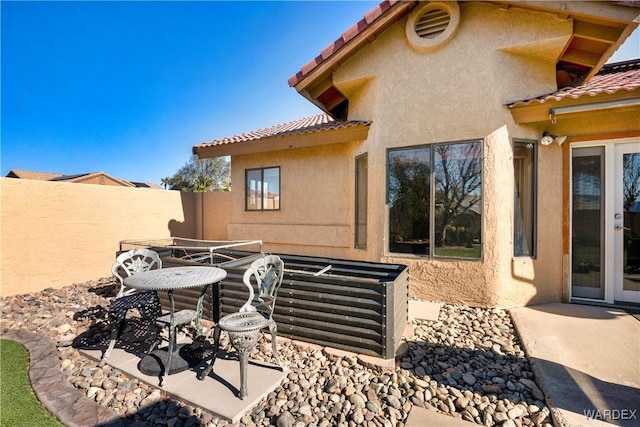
[{"left": 0, "top": 280, "right": 552, "bottom": 427}]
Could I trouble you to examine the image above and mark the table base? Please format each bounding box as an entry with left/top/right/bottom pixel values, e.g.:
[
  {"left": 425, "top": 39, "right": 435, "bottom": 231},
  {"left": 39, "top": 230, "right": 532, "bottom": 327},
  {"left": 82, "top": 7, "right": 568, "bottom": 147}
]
[{"left": 138, "top": 344, "right": 200, "bottom": 376}]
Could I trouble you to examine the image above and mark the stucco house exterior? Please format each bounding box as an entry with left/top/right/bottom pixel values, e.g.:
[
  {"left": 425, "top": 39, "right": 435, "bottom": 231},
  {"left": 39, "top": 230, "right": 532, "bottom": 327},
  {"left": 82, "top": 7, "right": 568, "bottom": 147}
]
[{"left": 193, "top": 1, "right": 640, "bottom": 308}]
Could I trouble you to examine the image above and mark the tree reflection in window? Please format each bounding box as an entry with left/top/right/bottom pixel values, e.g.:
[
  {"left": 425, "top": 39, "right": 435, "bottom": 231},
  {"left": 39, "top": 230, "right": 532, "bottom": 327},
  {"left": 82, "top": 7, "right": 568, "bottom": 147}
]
[
  {"left": 387, "top": 141, "right": 482, "bottom": 258},
  {"left": 434, "top": 142, "right": 482, "bottom": 257},
  {"left": 388, "top": 148, "right": 431, "bottom": 255}
]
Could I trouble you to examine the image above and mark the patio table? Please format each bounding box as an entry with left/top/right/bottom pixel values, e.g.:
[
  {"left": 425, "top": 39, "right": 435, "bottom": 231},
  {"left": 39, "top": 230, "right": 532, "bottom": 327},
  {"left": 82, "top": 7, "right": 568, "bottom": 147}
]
[{"left": 123, "top": 266, "right": 227, "bottom": 384}]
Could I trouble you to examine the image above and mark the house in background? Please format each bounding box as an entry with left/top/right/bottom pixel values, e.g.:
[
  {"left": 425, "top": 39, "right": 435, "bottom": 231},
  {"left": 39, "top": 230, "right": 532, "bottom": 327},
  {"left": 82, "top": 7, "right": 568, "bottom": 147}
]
[
  {"left": 194, "top": 1, "right": 640, "bottom": 308},
  {"left": 6, "top": 169, "right": 162, "bottom": 189}
]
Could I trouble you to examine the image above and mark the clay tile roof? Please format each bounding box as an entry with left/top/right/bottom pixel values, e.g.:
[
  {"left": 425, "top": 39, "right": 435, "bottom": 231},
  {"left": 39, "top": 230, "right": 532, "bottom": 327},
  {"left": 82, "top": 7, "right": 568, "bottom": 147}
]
[
  {"left": 508, "top": 58, "right": 640, "bottom": 108},
  {"left": 194, "top": 113, "right": 371, "bottom": 150},
  {"left": 288, "top": 0, "right": 400, "bottom": 87}
]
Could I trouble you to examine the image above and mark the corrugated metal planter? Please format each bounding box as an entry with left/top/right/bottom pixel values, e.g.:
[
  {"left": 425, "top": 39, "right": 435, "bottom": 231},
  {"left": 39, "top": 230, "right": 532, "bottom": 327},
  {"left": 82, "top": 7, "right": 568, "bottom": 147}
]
[{"left": 218, "top": 254, "right": 408, "bottom": 359}]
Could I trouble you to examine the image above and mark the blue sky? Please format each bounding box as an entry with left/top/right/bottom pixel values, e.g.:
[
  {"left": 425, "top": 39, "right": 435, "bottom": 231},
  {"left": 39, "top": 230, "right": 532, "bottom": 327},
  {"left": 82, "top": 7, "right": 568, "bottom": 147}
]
[{"left": 2, "top": 1, "right": 639, "bottom": 186}]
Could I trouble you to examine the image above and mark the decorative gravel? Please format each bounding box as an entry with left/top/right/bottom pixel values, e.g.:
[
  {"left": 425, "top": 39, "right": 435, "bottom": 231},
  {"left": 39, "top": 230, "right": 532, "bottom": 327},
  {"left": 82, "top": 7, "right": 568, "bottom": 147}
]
[{"left": 0, "top": 278, "right": 553, "bottom": 427}]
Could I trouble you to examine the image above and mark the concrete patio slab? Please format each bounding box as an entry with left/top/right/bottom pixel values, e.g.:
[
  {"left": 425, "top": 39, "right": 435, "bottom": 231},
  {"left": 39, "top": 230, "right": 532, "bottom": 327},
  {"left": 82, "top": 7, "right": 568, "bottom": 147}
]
[
  {"left": 409, "top": 300, "right": 441, "bottom": 321},
  {"left": 405, "top": 405, "right": 476, "bottom": 426},
  {"left": 510, "top": 303, "right": 640, "bottom": 427},
  {"left": 81, "top": 337, "right": 287, "bottom": 423}
]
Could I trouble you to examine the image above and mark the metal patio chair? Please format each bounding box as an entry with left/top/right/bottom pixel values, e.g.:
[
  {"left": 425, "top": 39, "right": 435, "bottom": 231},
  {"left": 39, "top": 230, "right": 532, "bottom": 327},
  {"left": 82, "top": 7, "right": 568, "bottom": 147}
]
[
  {"left": 100, "top": 249, "right": 163, "bottom": 365},
  {"left": 197, "top": 254, "right": 286, "bottom": 399}
]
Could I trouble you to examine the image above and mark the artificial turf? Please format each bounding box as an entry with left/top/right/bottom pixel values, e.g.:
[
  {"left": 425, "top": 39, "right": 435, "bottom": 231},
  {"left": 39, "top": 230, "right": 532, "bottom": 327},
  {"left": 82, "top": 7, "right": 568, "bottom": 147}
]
[{"left": 0, "top": 339, "right": 62, "bottom": 426}]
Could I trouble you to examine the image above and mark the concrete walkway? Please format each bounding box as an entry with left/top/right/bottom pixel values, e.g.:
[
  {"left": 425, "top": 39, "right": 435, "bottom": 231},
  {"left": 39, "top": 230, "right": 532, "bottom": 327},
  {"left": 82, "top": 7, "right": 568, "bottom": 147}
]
[{"left": 510, "top": 303, "right": 640, "bottom": 427}]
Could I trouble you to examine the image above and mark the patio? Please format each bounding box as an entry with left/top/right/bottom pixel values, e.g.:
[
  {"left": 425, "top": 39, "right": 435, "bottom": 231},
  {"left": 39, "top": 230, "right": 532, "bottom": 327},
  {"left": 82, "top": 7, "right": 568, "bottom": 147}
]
[
  {"left": 0, "top": 276, "right": 558, "bottom": 427},
  {"left": 79, "top": 331, "right": 288, "bottom": 423}
]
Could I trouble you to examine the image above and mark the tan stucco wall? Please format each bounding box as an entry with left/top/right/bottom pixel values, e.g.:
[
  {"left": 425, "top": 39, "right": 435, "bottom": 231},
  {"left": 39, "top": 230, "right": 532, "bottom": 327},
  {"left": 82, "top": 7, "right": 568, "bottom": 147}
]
[
  {"left": 0, "top": 178, "right": 199, "bottom": 296},
  {"left": 319, "top": 2, "right": 571, "bottom": 307},
  {"left": 226, "top": 143, "right": 368, "bottom": 259},
  {"left": 202, "top": 191, "right": 231, "bottom": 240}
]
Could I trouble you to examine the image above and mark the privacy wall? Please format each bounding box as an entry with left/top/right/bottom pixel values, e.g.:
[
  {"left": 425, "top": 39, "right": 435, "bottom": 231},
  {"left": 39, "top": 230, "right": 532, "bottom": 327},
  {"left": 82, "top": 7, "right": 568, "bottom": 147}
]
[{"left": 0, "top": 178, "right": 230, "bottom": 296}]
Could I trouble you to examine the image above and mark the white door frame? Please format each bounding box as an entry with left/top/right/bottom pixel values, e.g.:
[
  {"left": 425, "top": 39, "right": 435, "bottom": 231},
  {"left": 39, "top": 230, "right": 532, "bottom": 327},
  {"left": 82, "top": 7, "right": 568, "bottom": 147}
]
[
  {"left": 570, "top": 137, "right": 640, "bottom": 304},
  {"left": 614, "top": 140, "right": 640, "bottom": 303}
]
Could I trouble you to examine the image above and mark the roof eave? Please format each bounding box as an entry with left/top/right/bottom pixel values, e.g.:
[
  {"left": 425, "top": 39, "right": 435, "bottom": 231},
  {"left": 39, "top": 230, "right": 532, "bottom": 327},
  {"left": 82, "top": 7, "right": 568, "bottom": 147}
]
[
  {"left": 288, "top": 1, "right": 415, "bottom": 104},
  {"left": 195, "top": 124, "right": 370, "bottom": 159},
  {"left": 291, "top": 1, "right": 640, "bottom": 114},
  {"left": 585, "top": 22, "right": 640, "bottom": 81},
  {"left": 508, "top": 88, "right": 640, "bottom": 124}
]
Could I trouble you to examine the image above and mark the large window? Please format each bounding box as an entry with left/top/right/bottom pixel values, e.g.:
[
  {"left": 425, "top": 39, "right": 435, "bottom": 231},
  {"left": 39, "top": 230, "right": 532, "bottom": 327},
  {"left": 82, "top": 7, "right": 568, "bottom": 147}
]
[
  {"left": 513, "top": 140, "right": 537, "bottom": 257},
  {"left": 355, "top": 154, "right": 368, "bottom": 249},
  {"left": 246, "top": 167, "right": 280, "bottom": 211},
  {"left": 387, "top": 140, "right": 482, "bottom": 258}
]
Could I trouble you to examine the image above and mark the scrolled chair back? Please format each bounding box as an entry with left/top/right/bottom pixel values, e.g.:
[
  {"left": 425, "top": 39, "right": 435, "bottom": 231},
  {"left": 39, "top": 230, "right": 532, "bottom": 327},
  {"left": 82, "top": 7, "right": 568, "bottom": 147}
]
[
  {"left": 239, "top": 254, "right": 284, "bottom": 315},
  {"left": 112, "top": 248, "right": 162, "bottom": 297}
]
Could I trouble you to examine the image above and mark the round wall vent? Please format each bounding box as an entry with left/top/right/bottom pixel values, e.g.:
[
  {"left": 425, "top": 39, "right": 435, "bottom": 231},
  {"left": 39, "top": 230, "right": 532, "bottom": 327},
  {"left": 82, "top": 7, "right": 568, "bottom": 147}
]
[
  {"left": 406, "top": 2, "right": 460, "bottom": 52},
  {"left": 415, "top": 8, "right": 450, "bottom": 39}
]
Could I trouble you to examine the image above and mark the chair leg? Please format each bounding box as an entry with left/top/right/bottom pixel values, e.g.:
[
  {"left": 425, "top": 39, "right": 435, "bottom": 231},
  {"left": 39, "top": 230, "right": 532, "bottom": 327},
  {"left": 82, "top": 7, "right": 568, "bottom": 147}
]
[
  {"left": 141, "top": 297, "right": 163, "bottom": 356},
  {"left": 198, "top": 325, "right": 222, "bottom": 380},
  {"left": 100, "top": 322, "right": 120, "bottom": 366},
  {"left": 101, "top": 310, "right": 126, "bottom": 366},
  {"left": 238, "top": 348, "right": 249, "bottom": 400},
  {"left": 268, "top": 320, "right": 285, "bottom": 369},
  {"left": 144, "top": 315, "right": 162, "bottom": 357},
  {"left": 229, "top": 330, "right": 260, "bottom": 400},
  {"left": 102, "top": 291, "right": 161, "bottom": 367}
]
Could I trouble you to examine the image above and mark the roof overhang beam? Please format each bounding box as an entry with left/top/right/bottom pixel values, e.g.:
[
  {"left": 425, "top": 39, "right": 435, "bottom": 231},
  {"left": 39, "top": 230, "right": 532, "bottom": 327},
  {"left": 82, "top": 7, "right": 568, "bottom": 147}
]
[{"left": 508, "top": 91, "right": 640, "bottom": 124}]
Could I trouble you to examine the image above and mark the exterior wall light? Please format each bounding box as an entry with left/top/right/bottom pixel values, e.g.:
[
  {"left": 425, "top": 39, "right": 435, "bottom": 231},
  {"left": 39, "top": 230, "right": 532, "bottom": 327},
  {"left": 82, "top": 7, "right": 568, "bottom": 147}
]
[{"left": 540, "top": 131, "right": 567, "bottom": 146}]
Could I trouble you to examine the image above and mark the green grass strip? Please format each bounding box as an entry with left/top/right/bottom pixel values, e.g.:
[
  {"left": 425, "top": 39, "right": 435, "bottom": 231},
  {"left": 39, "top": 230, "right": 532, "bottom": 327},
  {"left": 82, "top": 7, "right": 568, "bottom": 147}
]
[{"left": 1, "top": 339, "right": 63, "bottom": 426}]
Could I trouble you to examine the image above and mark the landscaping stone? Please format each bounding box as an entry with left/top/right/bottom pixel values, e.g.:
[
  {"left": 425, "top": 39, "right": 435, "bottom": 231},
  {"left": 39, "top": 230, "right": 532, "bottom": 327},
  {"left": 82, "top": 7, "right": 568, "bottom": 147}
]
[{"left": 0, "top": 278, "right": 553, "bottom": 426}]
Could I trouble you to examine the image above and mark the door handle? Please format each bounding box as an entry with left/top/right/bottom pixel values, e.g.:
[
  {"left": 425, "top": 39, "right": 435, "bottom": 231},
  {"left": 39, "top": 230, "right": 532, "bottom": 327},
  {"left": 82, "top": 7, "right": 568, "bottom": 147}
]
[{"left": 615, "top": 225, "right": 631, "bottom": 231}]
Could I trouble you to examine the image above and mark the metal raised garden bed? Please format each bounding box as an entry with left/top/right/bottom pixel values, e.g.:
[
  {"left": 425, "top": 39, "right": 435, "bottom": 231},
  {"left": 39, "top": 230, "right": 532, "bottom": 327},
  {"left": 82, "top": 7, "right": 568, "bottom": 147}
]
[{"left": 218, "top": 253, "right": 408, "bottom": 359}]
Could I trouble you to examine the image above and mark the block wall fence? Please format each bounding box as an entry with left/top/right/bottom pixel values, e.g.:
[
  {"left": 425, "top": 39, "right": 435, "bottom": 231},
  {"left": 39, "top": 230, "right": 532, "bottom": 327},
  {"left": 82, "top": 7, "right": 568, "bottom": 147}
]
[{"left": 0, "top": 178, "right": 230, "bottom": 296}]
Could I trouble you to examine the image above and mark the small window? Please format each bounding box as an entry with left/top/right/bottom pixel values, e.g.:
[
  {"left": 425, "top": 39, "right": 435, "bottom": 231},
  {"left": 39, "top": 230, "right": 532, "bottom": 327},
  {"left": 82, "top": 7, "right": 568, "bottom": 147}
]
[
  {"left": 246, "top": 167, "right": 280, "bottom": 211},
  {"left": 513, "top": 140, "right": 537, "bottom": 257},
  {"left": 355, "top": 154, "right": 368, "bottom": 249}
]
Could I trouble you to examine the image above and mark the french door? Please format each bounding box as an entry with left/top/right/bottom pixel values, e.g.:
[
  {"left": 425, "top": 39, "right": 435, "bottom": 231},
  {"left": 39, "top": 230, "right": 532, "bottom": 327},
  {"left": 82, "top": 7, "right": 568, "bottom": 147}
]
[{"left": 571, "top": 138, "right": 640, "bottom": 304}]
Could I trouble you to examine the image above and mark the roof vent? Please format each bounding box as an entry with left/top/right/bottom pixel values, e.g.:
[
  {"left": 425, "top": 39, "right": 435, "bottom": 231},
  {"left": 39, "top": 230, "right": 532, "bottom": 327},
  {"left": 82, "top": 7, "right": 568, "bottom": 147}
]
[
  {"left": 406, "top": 2, "right": 460, "bottom": 53},
  {"left": 415, "top": 8, "right": 450, "bottom": 39}
]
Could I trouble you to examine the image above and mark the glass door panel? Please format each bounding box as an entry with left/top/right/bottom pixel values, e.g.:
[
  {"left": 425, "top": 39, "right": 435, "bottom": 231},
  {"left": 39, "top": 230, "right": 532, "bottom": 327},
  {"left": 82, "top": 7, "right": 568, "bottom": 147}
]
[
  {"left": 616, "top": 144, "right": 640, "bottom": 303},
  {"left": 571, "top": 147, "right": 605, "bottom": 299}
]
